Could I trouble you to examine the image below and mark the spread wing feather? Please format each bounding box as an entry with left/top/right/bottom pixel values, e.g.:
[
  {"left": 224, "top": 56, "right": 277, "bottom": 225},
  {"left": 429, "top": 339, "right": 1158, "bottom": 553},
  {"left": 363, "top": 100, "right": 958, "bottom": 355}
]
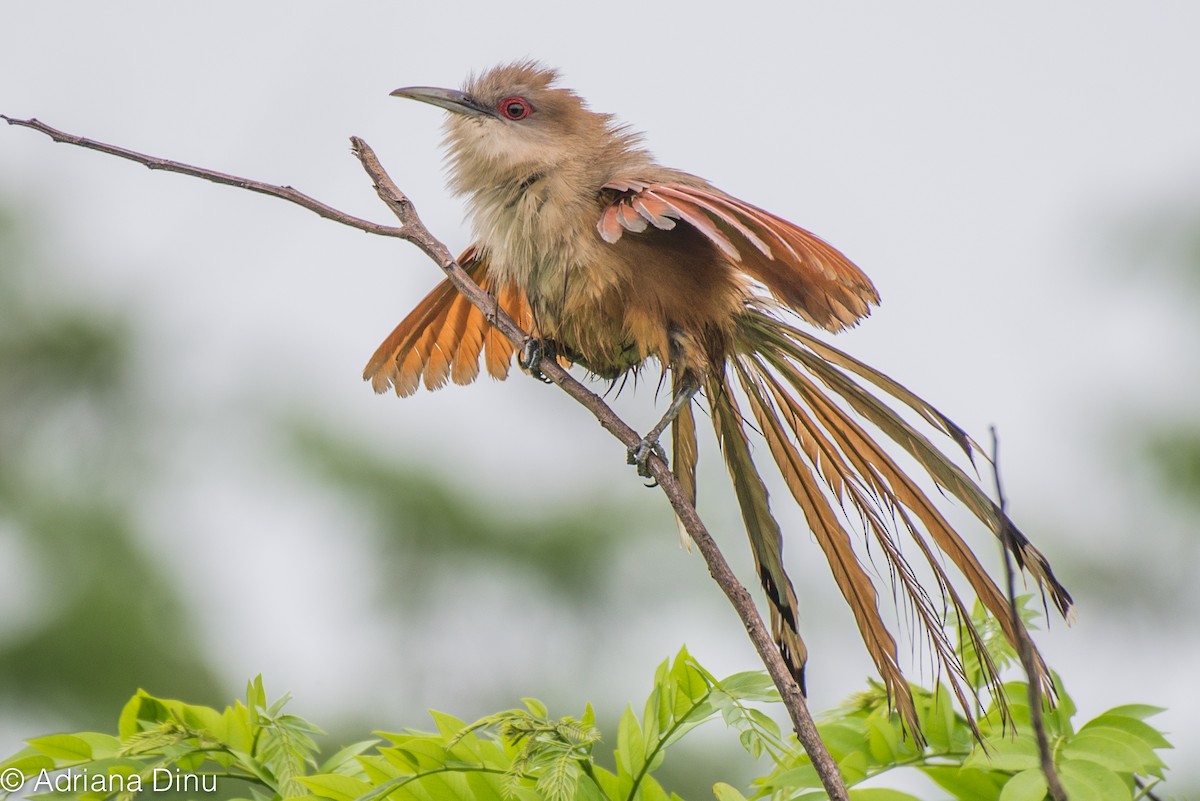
[
  {"left": 600, "top": 180, "right": 880, "bottom": 332},
  {"left": 363, "top": 247, "right": 535, "bottom": 396}
]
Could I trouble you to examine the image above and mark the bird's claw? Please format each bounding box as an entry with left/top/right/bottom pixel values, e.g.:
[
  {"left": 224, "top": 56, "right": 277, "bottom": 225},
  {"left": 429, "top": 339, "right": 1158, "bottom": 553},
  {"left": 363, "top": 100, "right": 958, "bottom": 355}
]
[
  {"left": 627, "top": 436, "right": 668, "bottom": 482},
  {"left": 519, "top": 338, "right": 554, "bottom": 383}
]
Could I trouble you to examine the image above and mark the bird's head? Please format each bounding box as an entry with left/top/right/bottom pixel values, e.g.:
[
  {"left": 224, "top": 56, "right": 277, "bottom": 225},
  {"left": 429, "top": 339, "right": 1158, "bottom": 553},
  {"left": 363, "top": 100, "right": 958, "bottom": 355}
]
[{"left": 392, "top": 61, "right": 633, "bottom": 194}]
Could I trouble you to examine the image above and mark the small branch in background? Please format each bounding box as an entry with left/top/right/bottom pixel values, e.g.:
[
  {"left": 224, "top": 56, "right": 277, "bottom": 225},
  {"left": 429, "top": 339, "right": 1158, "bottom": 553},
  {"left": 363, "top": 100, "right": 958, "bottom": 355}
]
[
  {"left": 4, "top": 117, "right": 849, "bottom": 801},
  {"left": 990, "top": 427, "right": 1068, "bottom": 801},
  {"left": 0, "top": 116, "right": 403, "bottom": 238}
]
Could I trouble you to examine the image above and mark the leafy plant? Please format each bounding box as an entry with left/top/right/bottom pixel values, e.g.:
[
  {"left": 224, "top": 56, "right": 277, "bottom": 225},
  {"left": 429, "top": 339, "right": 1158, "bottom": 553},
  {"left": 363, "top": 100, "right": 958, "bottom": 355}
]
[{"left": 0, "top": 634, "right": 1172, "bottom": 801}]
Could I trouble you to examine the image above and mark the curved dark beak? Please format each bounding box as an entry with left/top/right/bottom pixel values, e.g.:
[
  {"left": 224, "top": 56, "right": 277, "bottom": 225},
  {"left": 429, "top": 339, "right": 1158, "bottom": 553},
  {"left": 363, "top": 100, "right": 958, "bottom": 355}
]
[{"left": 389, "top": 86, "right": 496, "bottom": 119}]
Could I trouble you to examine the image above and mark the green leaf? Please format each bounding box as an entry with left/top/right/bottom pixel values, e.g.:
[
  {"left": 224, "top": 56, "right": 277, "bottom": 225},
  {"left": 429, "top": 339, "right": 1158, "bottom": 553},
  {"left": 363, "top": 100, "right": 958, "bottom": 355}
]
[
  {"left": 638, "top": 775, "right": 671, "bottom": 801},
  {"left": 670, "top": 655, "right": 711, "bottom": 705},
  {"left": 1062, "top": 730, "right": 1159, "bottom": 774},
  {"left": 117, "top": 693, "right": 147, "bottom": 739},
  {"left": 711, "top": 782, "right": 747, "bottom": 801},
  {"left": 318, "top": 741, "right": 379, "bottom": 775},
  {"left": 922, "top": 765, "right": 1007, "bottom": 799},
  {"left": 179, "top": 703, "right": 224, "bottom": 733},
  {"left": 521, "top": 697, "right": 549, "bottom": 718},
  {"left": 865, "top": 714, "right": 903, "bottom": 764},
  {"left": 738, "top": 729, "right": 761, "bottom": 759},
  {"left": 839, "top": 751, "right": 870, "bottom": 786},
  {"left": 914, "top": 687, "right": 956, "bottom": 752},
  {"left": 818, "top": 720, "right": 869, "bottom": 762},
  {"left": 0, "top": 752, "right": 55, "bottom": 785},
  {"left": 1102, "top": 704, "right": 1165, "bottom": 721},
  {"left": 964, "top": 734, "right": 1040, "bottom": 772},
  {"left": 429, "top": 711, "right": 468, "bottom": 740},
  {"left": 591, "top": 764, "right": 621, "bottom": 801},
  {"left": 418, "top": 770, "right": 473, "bottom": 801},
  {"left": 616, "top": 707, "right": 645, "bottom": 776},
  {"left": 247, "top": 676, "right": 268, "bottom": 714},
  {"left": 763, "top": 763, "right": 822, "bottom": 791},
  {"left": 1081, "top": 715, "right": 1172, "bottom": 750},
  {"left": 999, "top": 768, "right": 1048, "bottom": 801},
  {"left": 1057, "top": 759, "right": 1128, "bottom": 801},
  {"left": 297, "top": 774, "right": 374, "bottom": 801},
  {"left": 848, "top": 789, "right": 923, "bottom": 800},
  {"left": 356, "top": 754, "right": 397, "bottom": 784},
  {"left": 463, "top": 771, "right": 507, "bottom": 801},
  {"left": 27, "top": 734, "right": 93, "bottom": 761},
  {"left": 715, "top": 672, "right": 777, "bottom": 701},
  {"left": 75, "top": 733, "right": 121, "bottom": 759}
]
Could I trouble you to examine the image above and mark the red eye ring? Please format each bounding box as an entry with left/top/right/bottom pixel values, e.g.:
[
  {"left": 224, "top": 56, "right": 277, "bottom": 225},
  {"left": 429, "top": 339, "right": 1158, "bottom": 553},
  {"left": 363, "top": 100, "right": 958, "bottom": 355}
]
[{"left": 498, "top": 96, "right": 533, "bottom": 121}]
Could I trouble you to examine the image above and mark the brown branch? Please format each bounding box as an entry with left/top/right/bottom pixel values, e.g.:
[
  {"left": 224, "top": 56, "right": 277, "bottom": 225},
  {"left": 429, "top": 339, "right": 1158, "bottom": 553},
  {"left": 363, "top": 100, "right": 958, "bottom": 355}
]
[
  {"left": 1, "top": 116, "right": 403, "bottom": 238},
  {"left": 4, "top": 116, "right": 849, "bottom": 801},
  {"left": 990, "top": 427, "right": 1068, "bottom": 801}
]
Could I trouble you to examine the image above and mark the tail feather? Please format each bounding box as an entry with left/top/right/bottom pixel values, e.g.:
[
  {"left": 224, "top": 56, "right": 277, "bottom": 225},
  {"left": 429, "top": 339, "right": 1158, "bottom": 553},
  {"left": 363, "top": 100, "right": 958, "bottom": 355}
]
[
  {"left": 722, "top": 309, "right": 1071, "bottom": 728},
  {"left": 672, "top": 372, "right": 699, "bottom": 550},
  {"left": 748, "top": 314, "right": 1073, "bottom": 619},
  {"left": 729, "top": 358, "right": 923, "bottom": 731},
  {"left": 746, "top": 353, "right": 1009, "bottom": 732},
  {"left": 708, "top": 370, "right": 809, "bottom": 693},
  {"left": 763, "top": 354, "right": 1027, "bottom": 692}
]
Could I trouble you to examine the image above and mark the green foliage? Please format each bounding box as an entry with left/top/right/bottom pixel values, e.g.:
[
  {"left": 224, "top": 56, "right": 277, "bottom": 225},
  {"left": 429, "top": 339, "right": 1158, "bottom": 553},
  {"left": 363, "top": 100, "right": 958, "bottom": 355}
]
[
  {"left": 754, "top": 600, "right": 1171, "bottom": 801},
  {"left": 0, "top": 637, "right": 1173, "bottom": 801}
]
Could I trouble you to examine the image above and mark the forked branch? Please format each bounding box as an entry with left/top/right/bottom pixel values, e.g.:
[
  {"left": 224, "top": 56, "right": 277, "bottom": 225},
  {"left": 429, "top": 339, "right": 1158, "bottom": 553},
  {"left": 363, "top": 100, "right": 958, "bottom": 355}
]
[{"left": 3, "top": 115, "right": 849, "bottom": 801}]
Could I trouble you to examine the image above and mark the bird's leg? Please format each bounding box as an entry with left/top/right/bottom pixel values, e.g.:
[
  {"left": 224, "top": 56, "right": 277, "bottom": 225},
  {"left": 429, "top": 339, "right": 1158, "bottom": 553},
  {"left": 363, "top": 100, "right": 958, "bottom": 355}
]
[
  {"left": 628, "top": 373, "right": 700, "bottom": 479},
  {"left": 519, "top": 338, "right": 557, "bottom": 383}
]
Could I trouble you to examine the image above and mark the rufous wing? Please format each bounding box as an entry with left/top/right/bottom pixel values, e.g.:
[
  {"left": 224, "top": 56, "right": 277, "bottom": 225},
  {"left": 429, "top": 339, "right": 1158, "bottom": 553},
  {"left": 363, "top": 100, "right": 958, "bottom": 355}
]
[
  {"left": 599, "top": 180, "right": 880, "bottom": 332},
  {"left": 363, "top": 247, "right": 534, "bottom": 396}
]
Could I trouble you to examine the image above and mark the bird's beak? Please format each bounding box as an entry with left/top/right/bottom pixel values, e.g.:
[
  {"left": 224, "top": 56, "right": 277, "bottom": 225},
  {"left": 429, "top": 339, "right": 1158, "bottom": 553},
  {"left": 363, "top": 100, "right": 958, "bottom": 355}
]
[{"left": 389, "top": 86, "right": 496, "bottom": 118}]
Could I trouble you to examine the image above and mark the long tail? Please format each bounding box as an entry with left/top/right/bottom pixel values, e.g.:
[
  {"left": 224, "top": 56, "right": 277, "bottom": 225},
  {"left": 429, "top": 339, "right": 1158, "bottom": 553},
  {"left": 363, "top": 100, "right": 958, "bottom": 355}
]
[
  {"left": 704, "top": 308, "right": 1072, "bottom": 736},
  {"left": 708, "top": 370, "right": 810, "bottom": 692}
]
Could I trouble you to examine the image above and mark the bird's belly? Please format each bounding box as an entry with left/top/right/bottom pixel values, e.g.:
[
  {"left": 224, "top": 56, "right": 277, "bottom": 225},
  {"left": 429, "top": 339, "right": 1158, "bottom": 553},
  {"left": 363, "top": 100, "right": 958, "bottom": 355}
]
[{"left": 525, "top": 266, "right": 643, "bottom": 379}]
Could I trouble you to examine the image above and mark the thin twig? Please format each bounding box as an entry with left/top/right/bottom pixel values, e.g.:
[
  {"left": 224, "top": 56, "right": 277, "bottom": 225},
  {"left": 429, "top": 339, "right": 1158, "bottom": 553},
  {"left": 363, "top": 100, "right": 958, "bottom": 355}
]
[
  {"left": 990, "top": 427, "right": 1068, "bottom": 801},
  {"left": 0, "top": 116, "right": 403, "bottom": 238},
  {"left": 5, "top": 116, "right": 849, "bottom": 801}
]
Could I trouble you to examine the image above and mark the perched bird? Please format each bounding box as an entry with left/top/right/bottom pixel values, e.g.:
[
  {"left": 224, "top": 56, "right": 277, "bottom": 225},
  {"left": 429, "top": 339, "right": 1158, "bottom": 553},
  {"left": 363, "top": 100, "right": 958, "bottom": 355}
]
[{"left": 364, "top": 61, "right": 1072, "bottom": 732}]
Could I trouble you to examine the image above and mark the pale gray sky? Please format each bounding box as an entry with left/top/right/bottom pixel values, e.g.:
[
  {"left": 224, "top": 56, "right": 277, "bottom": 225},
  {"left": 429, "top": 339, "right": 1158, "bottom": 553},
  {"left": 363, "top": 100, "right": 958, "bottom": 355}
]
[{"left": 3, "top": 0, "right": 1198, "bottom": 789}]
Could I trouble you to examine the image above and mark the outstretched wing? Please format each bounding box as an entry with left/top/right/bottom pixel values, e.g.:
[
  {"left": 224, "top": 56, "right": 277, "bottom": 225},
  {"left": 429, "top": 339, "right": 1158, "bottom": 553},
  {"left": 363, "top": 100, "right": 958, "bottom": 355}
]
[
  {"left": 363, "top": 246, "right": 533, "bottom": 396},
  {"left": 598, "top": 179, "right": 880, "bottom": 332}
]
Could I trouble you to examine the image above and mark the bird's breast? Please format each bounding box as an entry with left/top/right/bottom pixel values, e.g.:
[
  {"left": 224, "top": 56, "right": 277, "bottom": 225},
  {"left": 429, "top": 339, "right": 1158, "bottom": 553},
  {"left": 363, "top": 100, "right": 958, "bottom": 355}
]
[
  {"left": 469, "top": 180, "right": 747, "bottom": 377},
  {"left": 473, "top": 182, "right": 620, "bottom": 313}
]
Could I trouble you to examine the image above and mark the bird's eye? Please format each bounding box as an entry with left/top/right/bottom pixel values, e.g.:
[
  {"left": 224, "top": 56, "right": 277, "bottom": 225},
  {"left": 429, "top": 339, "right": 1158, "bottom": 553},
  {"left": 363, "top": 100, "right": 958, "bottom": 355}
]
[{"left": 498, "top": 96, "right": 533, "bottom": 121}]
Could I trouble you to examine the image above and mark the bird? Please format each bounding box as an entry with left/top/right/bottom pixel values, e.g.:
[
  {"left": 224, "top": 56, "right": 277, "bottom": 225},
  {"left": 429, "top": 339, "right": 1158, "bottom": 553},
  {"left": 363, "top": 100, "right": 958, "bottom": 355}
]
[{"left": 363, "top": 61, "right": 1072, "bottom": 734}]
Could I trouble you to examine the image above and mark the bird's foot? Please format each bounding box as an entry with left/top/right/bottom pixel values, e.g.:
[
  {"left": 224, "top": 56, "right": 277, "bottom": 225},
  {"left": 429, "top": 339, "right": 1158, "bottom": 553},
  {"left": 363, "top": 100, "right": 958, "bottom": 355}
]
[
  {"left": 519, "top": 338, "right": 556, "bottom": 383},
  {"left": 627, "top": 436, "right": 668, "bottom": 483}
]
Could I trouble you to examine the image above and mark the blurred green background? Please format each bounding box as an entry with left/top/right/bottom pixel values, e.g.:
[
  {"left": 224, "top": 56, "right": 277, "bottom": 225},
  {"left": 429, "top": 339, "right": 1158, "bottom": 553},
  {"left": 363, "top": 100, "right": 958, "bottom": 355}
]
[{"left": 2, "top": 3, "right": 1198, "bottom": 798}]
